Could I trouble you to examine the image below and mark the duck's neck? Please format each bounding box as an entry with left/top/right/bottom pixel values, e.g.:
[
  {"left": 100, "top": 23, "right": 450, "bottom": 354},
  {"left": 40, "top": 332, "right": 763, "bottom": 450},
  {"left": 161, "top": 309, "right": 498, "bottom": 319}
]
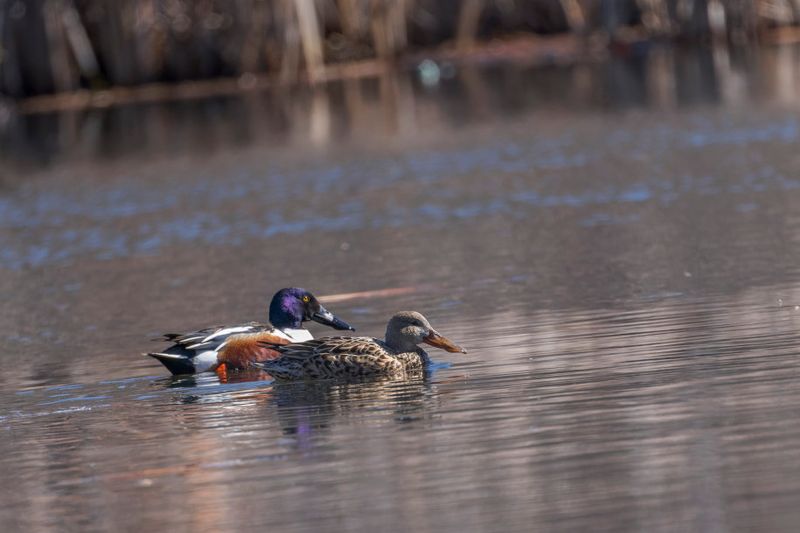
[
  {"left": 269, "top": 303, "right": 303, "bottom": 330},
  {"left": 272, "top": 316, "right": 303, "bottom": 330},
  {"left": 385, "top": 332, "right": 418, "bottom": 354}
]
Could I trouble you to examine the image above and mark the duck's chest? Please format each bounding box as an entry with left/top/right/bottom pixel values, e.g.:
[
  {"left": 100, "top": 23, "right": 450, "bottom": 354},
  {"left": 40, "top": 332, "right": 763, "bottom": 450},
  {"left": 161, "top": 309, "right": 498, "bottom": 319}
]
[
  {"left": 395, "top": 349, "right": 429, "bottom": 369},
  {"left": 275, "top": 328, "right": 313, "bottom": 342}
]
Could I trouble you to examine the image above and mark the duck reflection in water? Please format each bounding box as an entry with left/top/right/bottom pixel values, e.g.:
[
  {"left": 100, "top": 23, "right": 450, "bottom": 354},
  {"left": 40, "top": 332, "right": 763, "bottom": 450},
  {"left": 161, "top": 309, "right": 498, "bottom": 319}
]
[
  {"left": 163, "top": 365, "right": 451, "bottom": 452},
  {"left": 268, "top": 369, "right": 438, "bottom": 446}
]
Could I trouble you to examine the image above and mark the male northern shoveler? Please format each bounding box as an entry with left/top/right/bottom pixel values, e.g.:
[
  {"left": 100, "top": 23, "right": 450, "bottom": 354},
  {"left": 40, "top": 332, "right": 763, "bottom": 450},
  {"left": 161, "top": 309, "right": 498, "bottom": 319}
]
[
  {"left": 147, "top": 287, "right": 354, "bottom": 375},
  {"left": 253, "top": 311, "right": 465, "bottom": 380}
]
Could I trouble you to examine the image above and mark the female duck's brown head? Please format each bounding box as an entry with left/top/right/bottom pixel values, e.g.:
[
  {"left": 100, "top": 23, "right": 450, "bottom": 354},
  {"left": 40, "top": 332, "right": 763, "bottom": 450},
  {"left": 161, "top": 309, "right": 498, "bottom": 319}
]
[{"left": 384, "top": 311, "right": 466, "bottom": 354}]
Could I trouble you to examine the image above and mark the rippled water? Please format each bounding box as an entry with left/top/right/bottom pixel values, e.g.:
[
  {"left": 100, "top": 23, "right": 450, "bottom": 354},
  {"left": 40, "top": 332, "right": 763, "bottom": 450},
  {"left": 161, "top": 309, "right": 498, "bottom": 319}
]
[{"left": 4, "top": 45, "right": 800, "bottom": 532}]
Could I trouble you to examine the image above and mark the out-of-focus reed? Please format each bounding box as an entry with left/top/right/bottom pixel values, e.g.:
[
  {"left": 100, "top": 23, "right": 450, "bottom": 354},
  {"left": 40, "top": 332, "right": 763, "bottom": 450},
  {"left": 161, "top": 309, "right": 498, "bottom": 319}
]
[{"left": 0, "top": 0, "right": 796, "bottom": 97}]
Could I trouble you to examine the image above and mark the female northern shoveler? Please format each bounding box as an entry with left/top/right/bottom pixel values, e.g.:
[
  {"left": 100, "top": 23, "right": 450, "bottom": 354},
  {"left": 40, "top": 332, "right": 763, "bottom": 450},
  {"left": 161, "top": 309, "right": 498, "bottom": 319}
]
[
  {"left": 253, "top": 311, "right": 465, "bottom": 380},
  {"left": 147, "top": 287, "right": 354, "bottom": 375}
]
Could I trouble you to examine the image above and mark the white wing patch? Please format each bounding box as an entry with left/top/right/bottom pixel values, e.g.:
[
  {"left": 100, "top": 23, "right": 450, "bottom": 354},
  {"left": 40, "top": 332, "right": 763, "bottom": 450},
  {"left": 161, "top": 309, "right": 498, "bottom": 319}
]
[
  {"left": 201, "top": 326, "right": 254, "bottom": 344},
  {"left": 186, "top": 326, "right": 259, "bottom": 350}
]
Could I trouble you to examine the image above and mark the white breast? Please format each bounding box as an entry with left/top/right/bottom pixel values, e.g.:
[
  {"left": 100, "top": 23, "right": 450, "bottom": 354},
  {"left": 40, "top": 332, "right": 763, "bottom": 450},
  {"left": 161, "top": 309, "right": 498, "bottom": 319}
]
[{"left": 278, "top": 328, "right": 314, "bottom": 342}]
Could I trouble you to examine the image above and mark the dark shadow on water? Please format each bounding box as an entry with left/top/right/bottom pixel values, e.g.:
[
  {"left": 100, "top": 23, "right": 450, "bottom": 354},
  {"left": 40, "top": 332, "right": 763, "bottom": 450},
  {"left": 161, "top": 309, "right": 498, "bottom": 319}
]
[{"left": 159, "top": 371, "right": 272, "bottom": 404}]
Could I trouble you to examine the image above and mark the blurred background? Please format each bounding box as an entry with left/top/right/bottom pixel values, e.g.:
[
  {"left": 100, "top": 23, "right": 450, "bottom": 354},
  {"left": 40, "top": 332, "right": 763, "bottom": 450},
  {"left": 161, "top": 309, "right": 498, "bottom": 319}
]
[
  {"left": 0, "top": 0, "right": 792, "bottom": 96},
  {"left": 3, "top": 0, "right": 800, "bottom": 169},
  {"left": 5, "top": 2, "right": 800, "bottom": 532}
]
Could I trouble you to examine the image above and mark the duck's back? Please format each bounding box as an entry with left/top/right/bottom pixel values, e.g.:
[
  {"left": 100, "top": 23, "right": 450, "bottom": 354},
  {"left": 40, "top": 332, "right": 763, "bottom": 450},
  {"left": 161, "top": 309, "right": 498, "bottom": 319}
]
[{"left": 258, "top": 336, "right": 409, "bottom": 379}]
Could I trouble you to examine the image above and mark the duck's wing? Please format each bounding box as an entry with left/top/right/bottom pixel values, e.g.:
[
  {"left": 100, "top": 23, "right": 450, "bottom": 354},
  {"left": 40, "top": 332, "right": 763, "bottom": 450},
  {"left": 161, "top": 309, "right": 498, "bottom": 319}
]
[
  {"left": 149, "top": 323, "right": 292, "bottom": 373},
  {"left": 262, "top": 336, "right": 389, "bottom": 360},
  {"left": 157, "top": 322, "right": 274, "bottom": 351},
  {"left": 255, "top": 337, "right": 402, "bottom": 378}
]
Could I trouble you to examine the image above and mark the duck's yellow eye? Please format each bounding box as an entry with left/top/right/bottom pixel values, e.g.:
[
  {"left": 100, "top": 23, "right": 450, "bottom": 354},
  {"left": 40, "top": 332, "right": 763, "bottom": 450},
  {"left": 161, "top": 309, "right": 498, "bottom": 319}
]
[{"left": 302, "top": 296, "right": 310, "bottom": 303}]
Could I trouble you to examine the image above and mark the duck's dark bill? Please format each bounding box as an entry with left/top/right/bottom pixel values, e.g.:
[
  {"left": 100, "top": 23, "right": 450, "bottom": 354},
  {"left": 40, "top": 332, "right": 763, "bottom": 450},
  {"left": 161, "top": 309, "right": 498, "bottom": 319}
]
[
  {"left": 424, "top": 330, "right": 467, "bottom": 354},
  {"left": 312, "top": 307, "right": 355, "bottom": 331}
]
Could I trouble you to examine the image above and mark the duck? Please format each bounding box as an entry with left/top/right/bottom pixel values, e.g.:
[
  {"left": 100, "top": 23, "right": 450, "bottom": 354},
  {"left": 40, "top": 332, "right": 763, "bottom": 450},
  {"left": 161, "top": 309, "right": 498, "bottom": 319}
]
[
  {"left": 253, "top": 311, "right": 465, "bottom": 380},
  {"left": 147, "top": 287, "right": 355, "bottom": 375}
]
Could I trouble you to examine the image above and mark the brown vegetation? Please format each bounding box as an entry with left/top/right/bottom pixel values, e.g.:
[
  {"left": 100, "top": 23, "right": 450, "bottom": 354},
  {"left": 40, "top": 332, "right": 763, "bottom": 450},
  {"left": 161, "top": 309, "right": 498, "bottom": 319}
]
[{"left": 0, "top": 0, "right": 798, "bottom": 97}]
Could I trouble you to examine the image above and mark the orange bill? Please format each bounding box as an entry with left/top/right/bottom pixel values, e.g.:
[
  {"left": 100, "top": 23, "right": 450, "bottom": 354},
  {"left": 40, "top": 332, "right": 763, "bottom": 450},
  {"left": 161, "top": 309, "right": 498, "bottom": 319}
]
[{"left": 423, "top": 330, "right": 467, "bottom": 354}]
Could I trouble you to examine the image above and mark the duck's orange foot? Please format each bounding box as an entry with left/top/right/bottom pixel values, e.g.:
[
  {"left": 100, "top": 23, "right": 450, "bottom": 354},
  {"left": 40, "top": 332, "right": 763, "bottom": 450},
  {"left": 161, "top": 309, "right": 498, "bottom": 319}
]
[{"left": 215, "top": 363, "right": 228, "bottom": 382}]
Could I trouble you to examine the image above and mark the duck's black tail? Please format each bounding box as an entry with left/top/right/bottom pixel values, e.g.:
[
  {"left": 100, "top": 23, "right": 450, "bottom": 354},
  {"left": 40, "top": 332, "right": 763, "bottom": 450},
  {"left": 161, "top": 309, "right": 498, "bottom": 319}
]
[{"left": 146, "top": 352, "right": 196, "bottom": 375}]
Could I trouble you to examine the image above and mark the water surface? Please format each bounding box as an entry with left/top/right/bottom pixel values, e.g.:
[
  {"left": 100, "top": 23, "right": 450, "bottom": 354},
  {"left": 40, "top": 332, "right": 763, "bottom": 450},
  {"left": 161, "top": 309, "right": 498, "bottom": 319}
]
[{"left": 3, "top": 45, "right": 800, "bottom": 532}]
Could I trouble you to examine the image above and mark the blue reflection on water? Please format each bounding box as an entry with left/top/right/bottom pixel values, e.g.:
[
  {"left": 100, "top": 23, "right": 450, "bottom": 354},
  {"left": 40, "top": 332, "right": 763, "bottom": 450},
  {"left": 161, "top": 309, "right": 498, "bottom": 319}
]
[{"left": 2, "top": 118, "right": 799, "bottom": 271}]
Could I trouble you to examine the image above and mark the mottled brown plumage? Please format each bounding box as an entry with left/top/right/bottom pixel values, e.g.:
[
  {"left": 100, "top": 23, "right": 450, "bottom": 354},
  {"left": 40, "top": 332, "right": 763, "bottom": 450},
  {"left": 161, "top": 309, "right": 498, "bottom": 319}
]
[{"left": 254, "top": 311, "right": 466, "bottom": 380}]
